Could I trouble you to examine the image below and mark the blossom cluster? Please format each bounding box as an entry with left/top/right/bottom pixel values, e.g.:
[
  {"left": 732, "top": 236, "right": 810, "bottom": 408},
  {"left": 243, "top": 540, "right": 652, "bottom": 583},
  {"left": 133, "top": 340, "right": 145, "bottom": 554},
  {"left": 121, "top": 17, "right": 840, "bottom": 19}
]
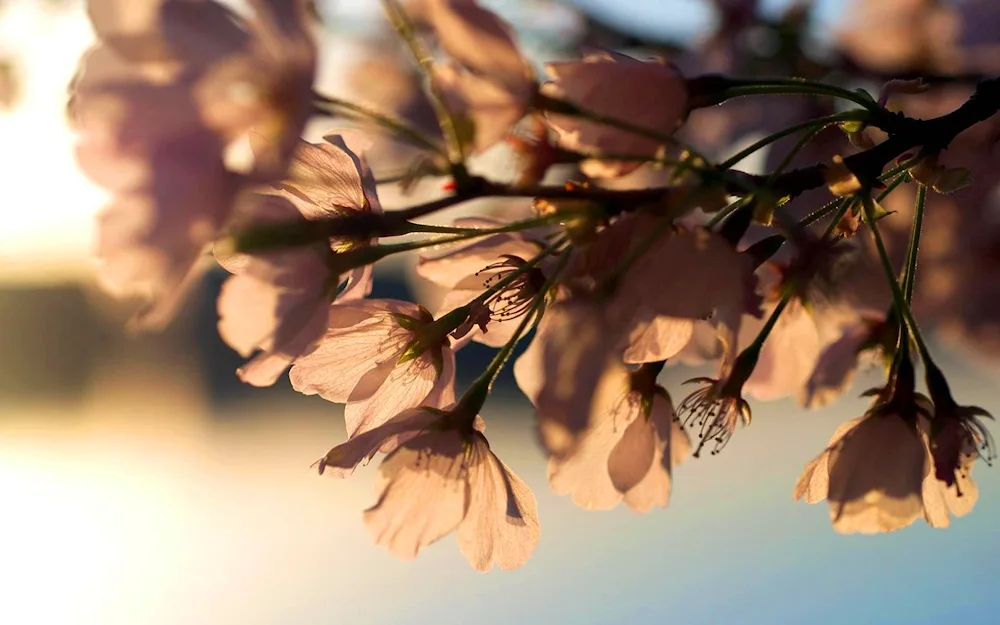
[{"left": 70, "top": 0, "right": 998, "bottom": 571}]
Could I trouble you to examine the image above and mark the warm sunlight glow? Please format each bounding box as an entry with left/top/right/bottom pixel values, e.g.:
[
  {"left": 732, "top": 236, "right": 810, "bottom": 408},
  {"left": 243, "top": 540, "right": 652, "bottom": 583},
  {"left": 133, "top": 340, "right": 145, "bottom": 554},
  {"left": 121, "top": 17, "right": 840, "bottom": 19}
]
[{"left": 0, "top": 1, "right": 106, "bottom": 283}]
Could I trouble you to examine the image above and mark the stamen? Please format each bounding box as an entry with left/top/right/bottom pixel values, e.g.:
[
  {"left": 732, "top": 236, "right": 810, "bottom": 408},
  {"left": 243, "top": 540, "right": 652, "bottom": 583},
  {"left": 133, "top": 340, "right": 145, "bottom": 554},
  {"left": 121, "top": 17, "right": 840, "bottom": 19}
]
[{"left": 474, "top": 255, "right": 545, "bottom": 323}]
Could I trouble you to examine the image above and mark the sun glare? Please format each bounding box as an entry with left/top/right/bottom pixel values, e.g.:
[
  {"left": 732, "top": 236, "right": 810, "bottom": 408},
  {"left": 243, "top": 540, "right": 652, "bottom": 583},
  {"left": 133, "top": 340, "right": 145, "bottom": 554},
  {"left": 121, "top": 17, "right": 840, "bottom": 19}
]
[{"left": 0, "top": 1, "right": 106, "bottom": 284}]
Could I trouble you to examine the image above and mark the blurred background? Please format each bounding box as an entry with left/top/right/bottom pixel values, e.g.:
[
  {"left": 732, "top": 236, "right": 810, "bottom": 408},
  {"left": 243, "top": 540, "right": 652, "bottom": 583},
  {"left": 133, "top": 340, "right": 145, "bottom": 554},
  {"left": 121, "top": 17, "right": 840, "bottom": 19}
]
[{"left": 2, "top": 1, "right": 999, "bottom": 624}]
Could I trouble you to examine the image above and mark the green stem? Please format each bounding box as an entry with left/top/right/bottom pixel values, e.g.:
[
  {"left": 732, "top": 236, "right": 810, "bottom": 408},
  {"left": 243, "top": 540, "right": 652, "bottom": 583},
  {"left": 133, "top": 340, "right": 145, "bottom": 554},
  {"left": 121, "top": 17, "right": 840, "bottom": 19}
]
[
  {"left": 313, "top": 94, "right": 444, "bottom": 156},
  {"left": 706, "top": 196, "right": 753, "bottom": 228},
  {"left": 535, "top": 93, "right": 709, "bottom": 164},
  {"left": 382, "top": 0, "right": 465, "bottom": 163},
  {"left": 459, "top": 252, "right": 570, "bottom": 411},
  {"left": 769, "top": 125, "right": 825, "bottom": 182},
  {"left": 401, "top": 211, "right": 569, "bottom": 236},
  {"left": 903, "top": 185, "right": 926, "bottom": 301},
  {"left": 715, "top": 80, "right": 880, "bottom": 111},
  {"left": 860, "top": 194, "right": 932, "bottom": 362},
  {"left": 750, "top": 293, "right": 791, "bottom": 352},
  {"left": 876, "top": 171, "right": 911, "bottom": 202},
  {"left": 720, "top": 111, "right": 866, "bottom": 170},
  {"left": 799, "top": 196, "right": 849, "bottom": 229}
]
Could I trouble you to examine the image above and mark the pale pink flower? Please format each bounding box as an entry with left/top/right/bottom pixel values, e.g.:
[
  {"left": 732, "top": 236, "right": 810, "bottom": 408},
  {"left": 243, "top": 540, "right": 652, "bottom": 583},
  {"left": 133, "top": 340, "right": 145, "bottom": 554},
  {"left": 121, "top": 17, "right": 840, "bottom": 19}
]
[
  {"left": 919, "top": 384, "right": 993, "bottom": 527},
  {"left": 516, "top": 216, "right": 753, "bottom": 456},
  {"left": 795, "top": 409, "right": 931, "bottom": 534},
  {"left": 920, "top": 414, "right": 982, "bottom": 529},
  {"left": 541, "top": 50, "right": 688, "bottom": 178},
  {"left": 317, "top": 406, "right": 539, "bottom": 571},
  {"left": 215, "top": 133, "right": 381, "bottom": 386},
  {"left": 620, "top": 224, "right": 759, "bottom": 366},
  {"left": 801, "top": 317, "right": 886, "bottom": 409},
  {"left": 416, "top": 217, "right": 551, "bottom": 347},
  {"left": 547, "top": 363, "right": 691, "bottom": 512},
  {"left": 420, "top": 0, "right": 536, "bottom": 153},
  {"left": 73, "top": 0, "right": 317, "bottom": 328},
  {"left": 515, "top": 299, "right": 620, "bottom": 458},
  {"left": 289, "top": 299, "right": 457, "bottom": 444}
]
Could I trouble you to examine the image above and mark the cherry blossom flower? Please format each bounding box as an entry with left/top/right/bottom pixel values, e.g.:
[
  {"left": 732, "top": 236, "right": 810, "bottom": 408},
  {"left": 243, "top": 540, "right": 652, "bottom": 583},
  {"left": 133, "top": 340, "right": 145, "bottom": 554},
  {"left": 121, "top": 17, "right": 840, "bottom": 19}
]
[
  {"left": 215, "top": 132, "right": 381, "bottom": 386},
  {"left": 546, "top": 362, "right": 691, "bottom": 512},
  {"left": 794, "top": 393, "right": 933, "bottom": 534},
  {"left": 801, "top": 316, "right": 887, "bottom": 409},
  {"left": 919, "top": 367, "right": 994, "bottom": 527},
  {"left": 920, "top": 413, "right": 983, "bottom": 529},
  {"left": 289, "top": 299, "right": 457, "bottom": 445},
  {"left": 316, "top": 406, "right": 540, "bottom": 571},
  {"left": 416, "top": 217, "right": 552, "bottom": 347},
  {"left": 515, "top": 298, "right": 621, "bottom": 458},
  {"left": 72, "top": 0, "right": 317, "bottom": 328},
  {"left": 541, "top": 50, "right": 688, "bottom": 178},
  {"left": 420, "top": 0, "right": 537, "bottom": 153},
  {"left": 516, "top": 215, "right": 754, "bottom": 456}
]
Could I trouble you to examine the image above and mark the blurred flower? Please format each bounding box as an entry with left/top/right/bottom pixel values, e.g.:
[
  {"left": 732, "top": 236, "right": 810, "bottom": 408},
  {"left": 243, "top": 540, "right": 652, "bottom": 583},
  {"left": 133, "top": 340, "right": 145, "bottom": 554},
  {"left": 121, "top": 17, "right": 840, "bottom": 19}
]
[
  {"left": 542, "top": 50, "right": 687, "bottom": 178},
  {"left": 71, "top": 0, "right": 317, "bottom": 328},
  {"left": 801, "top": 315, "right": 887, "bottom": 409},
  {"left": 318, "top": 405, "right": 539, "bottom": 571},
  {"left": 837, "top": 0, "right": 958, "bottom": 73},
  {"left": 547, "top": 362, "right": 690, "bottom": 513},
  {"left": 420, "top": 0, "right": 536, "bottom": 153},
  {"left": 0, "top": 56, "right": 18, "bottom": 110},
  {"left": 289, "top": 299, "right": 456, "bottom": 448},
  {"left": 215, "top": 132, "right": 381, "bottom": 386},
  {"left": 515, "top": 298, "right": 620, "bottom": 458}
]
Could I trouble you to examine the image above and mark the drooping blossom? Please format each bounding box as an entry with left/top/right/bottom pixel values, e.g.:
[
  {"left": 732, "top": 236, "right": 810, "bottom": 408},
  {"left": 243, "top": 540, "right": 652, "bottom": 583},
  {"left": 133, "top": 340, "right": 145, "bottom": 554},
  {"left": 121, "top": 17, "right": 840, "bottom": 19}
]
[
  {"left": 801, "top": 316, "right": 889, "bottom": 409},
  {"left": 515, "top": 298, "right": 621, "bottom": 458},
  {"left": 794, "top": 381, "right": 934, "bottom": 534},
  {"left": 416, "top": 217, "right": 553, "bottom": 347},
  {"left": 918, "top": 366, "right": 995, "bottom": 527},
  {"left": 418, "top": 0, "right": 537, "bottom": 153},
  {"left": 516, "top": 214, "right": 754, "bottom": 457},
  {"left": 541, "top": 50, "right": 688, "bottom": 178},
  {"left": 546, "top": 362, "right": 691, "bottom": 512},
  {"left": 289, "top": 299, "right": 456, "bottom": 445},
  {"left": 316, "top": 405, "right": 540, "bottom": 571},
  {"left": 215, "top": 132, "right": 382, "bottom": 386},
  {"left": 733, "top": 238, "right": 890, "bottom": 407},
  {"left": 919, "top": 412, "right": 983, "bottom": 528},
  {"left": 72, "top": 0, "right": 317, "bottom": 328}
]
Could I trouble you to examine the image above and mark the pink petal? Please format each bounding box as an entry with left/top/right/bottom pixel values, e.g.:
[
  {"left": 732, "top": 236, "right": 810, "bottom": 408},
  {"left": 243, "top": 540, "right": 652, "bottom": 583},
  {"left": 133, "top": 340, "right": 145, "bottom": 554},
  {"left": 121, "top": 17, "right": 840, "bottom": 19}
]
[
  {"left": 607, "top": 411, "right": 656, "bottom": 494},
  {"left": 534, "top": 300, "right": 619, "bottom": 458},
  {"left": 416, "top": 232, "right": 540, "bottom": 288},
  {"left": 458, "top": 439, "right": 540, "bottom": 571},
  {"left": 800, "top": 322, "right": 871, "bottom": 409},
  {"left": 363, "top": 429, "right": 470, "bottom": 561},
  {"left": 345, "top": 351, "right": 441, "bottom": 440},
  {"left": 424, "top": 0, "right": 533, "bottom": 94},
  {"left": 318, "top": 408, "right": 439, "bottom": 478},
  {"left": 289, "top": 304, "right": 414, "bottom": 402},
  {"left": 793, "top": 416, "right": 865, "bottom": 504},
  {"left": 546, "top": 364, "right": 635, "bottom": 511},
  {"left": 622, "top": 394, "right": 687, "bottom": 513},
  {"left": 827, "top": 415, "right": 929, "bottom": 534},
  {"left": 624, "top": 315, "right": 695, "bottom": 364},
  {"left": 434, "top": 63, "right": 528, "bottom": 153}
]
